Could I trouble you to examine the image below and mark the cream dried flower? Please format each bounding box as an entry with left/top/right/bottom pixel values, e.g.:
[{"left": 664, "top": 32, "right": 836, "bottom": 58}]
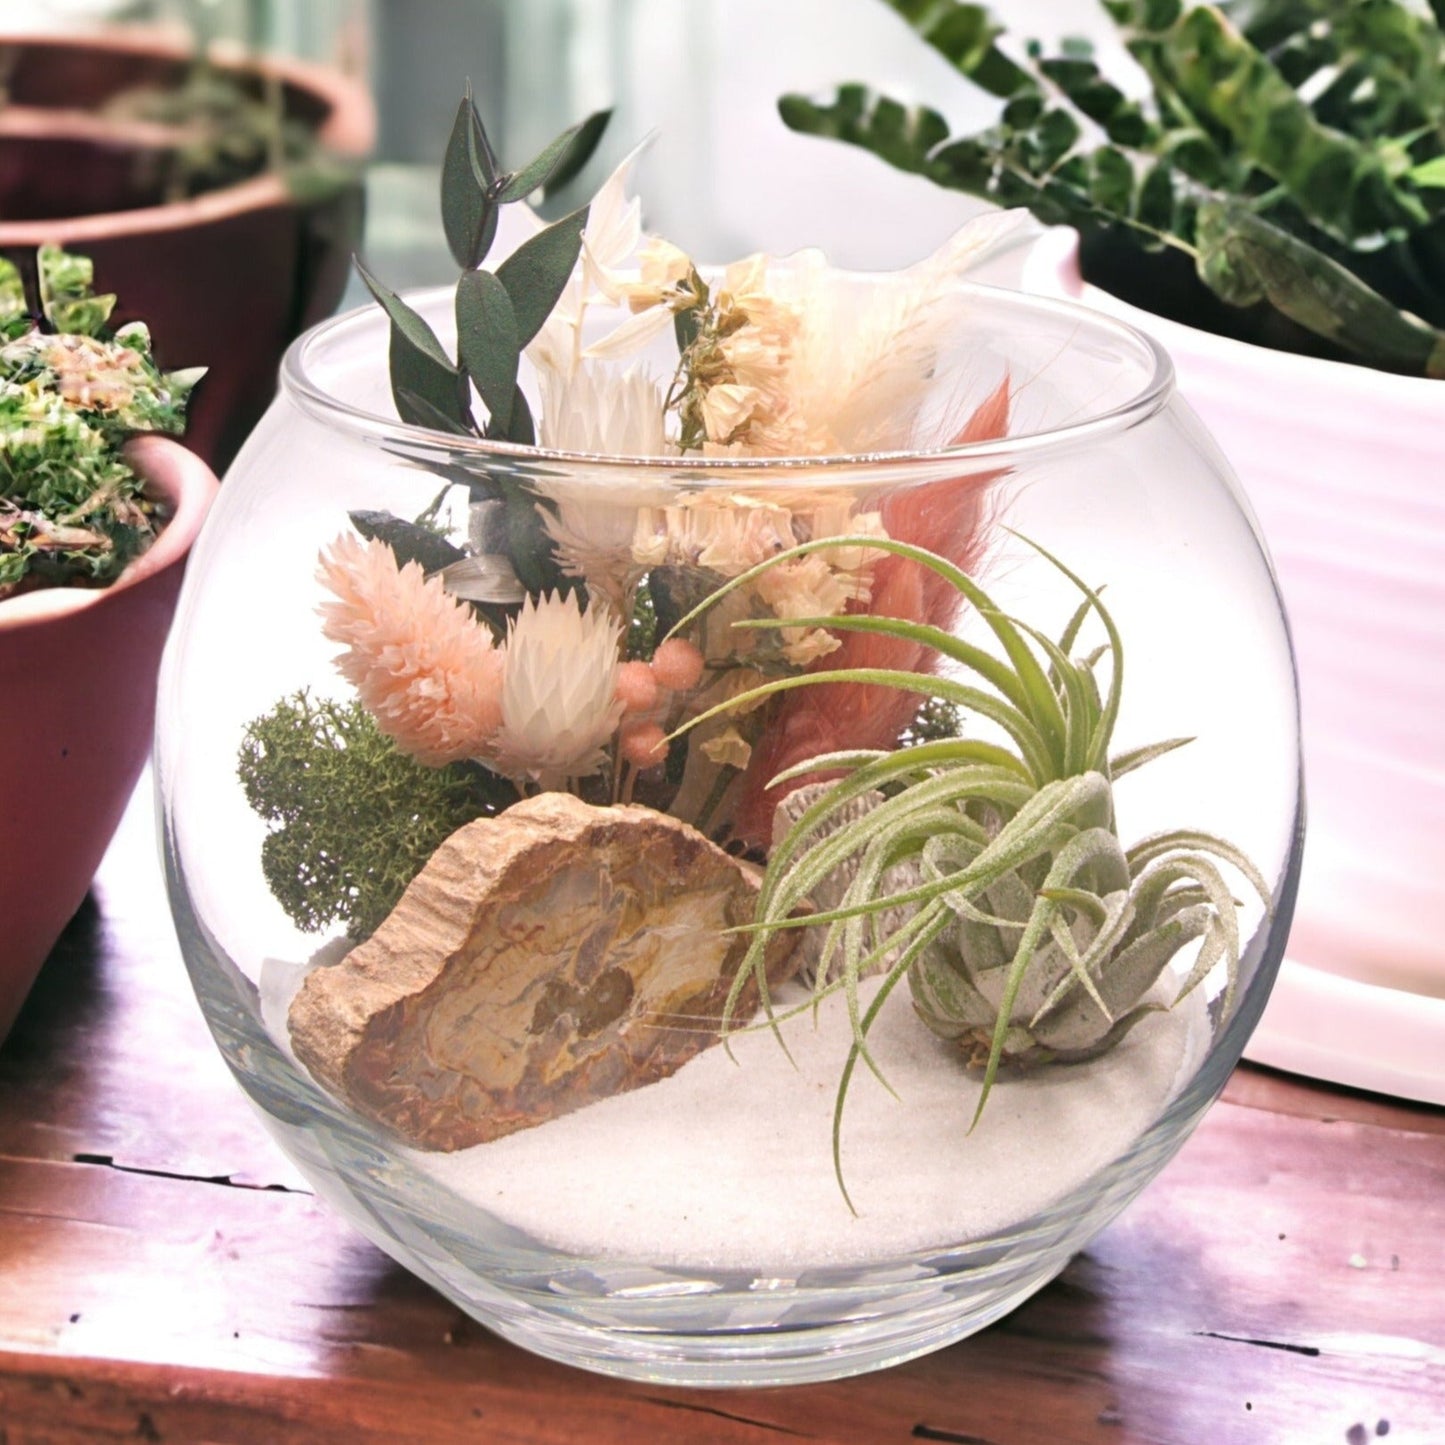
[
  {"left": 700, "top": 727, "right": 753, "bottom": 770},
  {"left": 797, "top": 499, "right": 891, "bottom": 591},
  {"left": 689, "top": 211, "right": 1028, "bottom": 457},
  {"left": 491, "top": 591, "right": 625, "bottom": 788},
  {"left": 619, "top": 237, "right": 694, "bottom": 312},
  {"left": 753, "top": 553, "right": 862, "bottom": 665},
  {"left": 632, "top": 493, "right": 795, "bottom": 576},
  {"left": 699, "top": 381, "right": 763, "bottom": 445},
  {"left": 317, "top": 534, "right": 504, "bottom": 766}
]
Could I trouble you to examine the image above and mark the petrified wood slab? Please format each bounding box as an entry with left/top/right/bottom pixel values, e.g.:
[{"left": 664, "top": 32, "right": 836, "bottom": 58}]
[{"left": 289, "top": 794, "right": 800, "bottom": 1150}]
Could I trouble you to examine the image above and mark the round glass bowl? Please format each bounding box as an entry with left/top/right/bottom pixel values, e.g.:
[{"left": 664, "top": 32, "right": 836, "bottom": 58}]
[{"left": 156, "top": 281, "right": 1302, "bottom": 1386}]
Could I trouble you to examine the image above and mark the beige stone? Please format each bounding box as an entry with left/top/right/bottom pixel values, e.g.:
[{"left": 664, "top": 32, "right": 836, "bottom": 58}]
[{"left": 289, "top": 794, "right": 800, "bottom": 1150}]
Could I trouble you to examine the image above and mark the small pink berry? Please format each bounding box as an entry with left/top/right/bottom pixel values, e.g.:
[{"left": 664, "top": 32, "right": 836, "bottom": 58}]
[
  {"left": 651, "top": 638, "right": 705, "bottom": 692},
  {"left": 615, "top": 659, "right": 660, "bottom": 714},
  {"left": 620, "top": 721, "right": 668, "bottom": 768}
]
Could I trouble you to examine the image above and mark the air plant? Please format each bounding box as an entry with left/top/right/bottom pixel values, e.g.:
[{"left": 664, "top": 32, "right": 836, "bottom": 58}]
[
  {"left": 676, "top": 534, "right": 1270, "bottom": 1204},
  {"left": 781, "top": 0, "right": 1445, "bottom": 378}
]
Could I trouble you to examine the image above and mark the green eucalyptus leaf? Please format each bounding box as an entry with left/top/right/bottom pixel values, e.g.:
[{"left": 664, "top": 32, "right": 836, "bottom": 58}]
[
  {"left": 455, "top": 269, "right": 520, "bottom": 435},
  {"left": 395, "top": 388, "right": 475, "bottom": 436},
  {"left": 441, "top": 96, "right": 500, "bottom": 269},
  {"left": 495, "top": 204, "right": 588, "bottom": 347},
  {"left": 496, "top": 108, "right": 613, "bottom": 201},
  {"left": 356, "top": 258, "right": 470, "bottom": 431},
  {"left": 506, "top": 385, "right": 536, "bottom": 446},
  {"left": 349, "top": 510, "right": 467, "bottom": 574}
]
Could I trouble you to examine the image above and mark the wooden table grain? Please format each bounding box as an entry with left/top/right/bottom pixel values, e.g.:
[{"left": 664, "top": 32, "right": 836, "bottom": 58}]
[{"left": 2, "top": 782, "right": 1443, "bottom": 1445}]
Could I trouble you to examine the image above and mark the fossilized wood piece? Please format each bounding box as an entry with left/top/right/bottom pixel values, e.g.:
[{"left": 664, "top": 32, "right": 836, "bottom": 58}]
[
  {"left": 772, "top": 783, "right": 928, "bottom": 984},
  {"left": 289, "top": 794, "right": 801, "bottom": 1151}
]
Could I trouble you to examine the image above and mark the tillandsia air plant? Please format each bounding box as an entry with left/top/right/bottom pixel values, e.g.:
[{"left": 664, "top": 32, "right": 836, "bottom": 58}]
[
  {"left": 0, "top": 246, "right": 202, "bottom": 598},
  {"left": 675, "top": 534, "right": 1271, "bottom": 1204},
  {"left": 780, "top": 0, "right": 1445, "bottom": 377},
  {"left": 239, "top": 91, "right": 1029, "bottom": 939}
]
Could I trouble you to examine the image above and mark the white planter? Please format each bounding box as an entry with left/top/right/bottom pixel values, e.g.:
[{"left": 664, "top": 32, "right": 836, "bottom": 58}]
[{"left": 1021, "top": 226, "right": 1445, "bottom": 1104}]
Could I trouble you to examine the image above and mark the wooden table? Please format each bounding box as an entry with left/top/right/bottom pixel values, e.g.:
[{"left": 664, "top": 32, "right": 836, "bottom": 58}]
[{"left": 2, "top": 783, "right": 1443, "bottom": 1444}]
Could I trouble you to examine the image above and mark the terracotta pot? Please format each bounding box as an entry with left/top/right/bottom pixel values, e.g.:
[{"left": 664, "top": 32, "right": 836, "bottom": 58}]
[
  {"left": 0, "top": 436, "right": 218, "bottom": 1042},
  {"left": 0, "top": 31, "right": 374, "bottom": 471},
  {"left": 1021, "top": 225, "right": 1445, "bottom": 1105}
]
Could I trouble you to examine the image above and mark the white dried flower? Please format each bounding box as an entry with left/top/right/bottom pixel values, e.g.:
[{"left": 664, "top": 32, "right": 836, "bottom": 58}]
[
  {"left": 490, "top": 592, "right": 624, "bottom": 788},
  {"left": 528, "top": 145, "right": 647, "bottom": 381},
  {"left": 537, "top": 362, "right": 672, "bottom": 457},
  {"left": 534, "top": 365, "right": 674, "bottom": 605}
]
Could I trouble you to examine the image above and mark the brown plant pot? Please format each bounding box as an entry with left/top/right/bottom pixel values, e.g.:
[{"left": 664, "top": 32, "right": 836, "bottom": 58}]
[
  {"left": 0, "top": 436, "right": 218, "bottom": 1043},
  {"left": 0, "top": 31, "right": 375, "bottom": 471}
]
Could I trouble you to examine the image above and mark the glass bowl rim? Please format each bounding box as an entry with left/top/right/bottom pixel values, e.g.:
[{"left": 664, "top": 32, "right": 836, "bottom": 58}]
[{"left": 279, "top": 279, "right": 1177, "bottom": 481}]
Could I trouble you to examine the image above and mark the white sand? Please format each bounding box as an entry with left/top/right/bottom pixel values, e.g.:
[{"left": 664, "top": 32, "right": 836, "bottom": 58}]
[{"left": 393, "top": 978, "right": 1208, "bottom": 1271}]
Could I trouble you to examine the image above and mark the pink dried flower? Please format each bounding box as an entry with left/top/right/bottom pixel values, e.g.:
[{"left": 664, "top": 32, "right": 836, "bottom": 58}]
[{"left": 317, "top": 533, "right": 504, "bottom": 766}]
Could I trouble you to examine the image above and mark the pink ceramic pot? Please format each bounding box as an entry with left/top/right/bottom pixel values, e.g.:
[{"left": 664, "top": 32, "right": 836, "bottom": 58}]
[
  {"left": 1021, "top": 225, "right": 1445, "bottom": 1104},
  {"left": 0, "top": 31, "right": 374, "bottom": 471},
  {"left": 0, "top": 436, "right": 218, "bottom": 1041}
]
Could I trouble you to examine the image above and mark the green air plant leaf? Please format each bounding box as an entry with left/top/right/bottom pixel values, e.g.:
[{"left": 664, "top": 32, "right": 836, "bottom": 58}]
[
  {"left": 783, "top": 0, "right": 1445, "bottom": 376},
  {"left": 675, "top": 534, "right": 1271, "bottom": 1206}
]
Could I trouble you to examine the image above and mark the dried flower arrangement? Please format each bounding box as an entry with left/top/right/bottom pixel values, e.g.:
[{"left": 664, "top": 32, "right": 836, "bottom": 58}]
[
  {"left": 238, "top": 97, "right": 1268, "bottom": 1185},
  {"left": 0, "top": 247, "right": 202, "bottom": 600}
]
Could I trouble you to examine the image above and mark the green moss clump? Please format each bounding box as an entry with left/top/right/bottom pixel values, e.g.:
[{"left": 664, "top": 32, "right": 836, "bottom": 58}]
[{"left": 238, "top": 691, "right": 516, "bottom": 939}]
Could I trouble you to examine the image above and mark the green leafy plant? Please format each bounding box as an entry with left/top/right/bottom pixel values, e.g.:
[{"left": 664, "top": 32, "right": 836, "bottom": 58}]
[
  {"left": 238, "top": 690, "right": 517, "bottom": 938},
  {"left": 71, "top": 0, "right": 355, "bottom": 205},
  {"left": 781, "top": 0, "right": 1445, "bottom": 377},
  {"left": 677, "top": 535, "right": 1270, "bottom": 1204},
  {"left": 354, "top": 92, "right": 610, "bottom": 597},
  {"left": 0, "top": 246, "right": 202, "bottom": 597},
  {"left": 358, "top": 93, "right": 609, "bottom": 446}
]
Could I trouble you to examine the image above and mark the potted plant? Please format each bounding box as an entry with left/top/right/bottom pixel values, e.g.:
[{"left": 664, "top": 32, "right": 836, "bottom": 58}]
[
  {"left": 0, "top": 19, "right": 373, "bottom": 469},
  {"left": 779, "top": 0, "right": 1445, "bottom": 1104},
  {"left": 152, "top": 95, "right": 1301, "bottom": 1382},
  {"left": 0, "top": 245, "right": 217, "bottom": 1042}
]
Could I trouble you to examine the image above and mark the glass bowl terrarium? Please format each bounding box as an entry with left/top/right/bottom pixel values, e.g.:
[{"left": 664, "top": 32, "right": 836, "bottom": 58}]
[{"left": 155, "top": 103, "right": 1302, "bottom": 1386}]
